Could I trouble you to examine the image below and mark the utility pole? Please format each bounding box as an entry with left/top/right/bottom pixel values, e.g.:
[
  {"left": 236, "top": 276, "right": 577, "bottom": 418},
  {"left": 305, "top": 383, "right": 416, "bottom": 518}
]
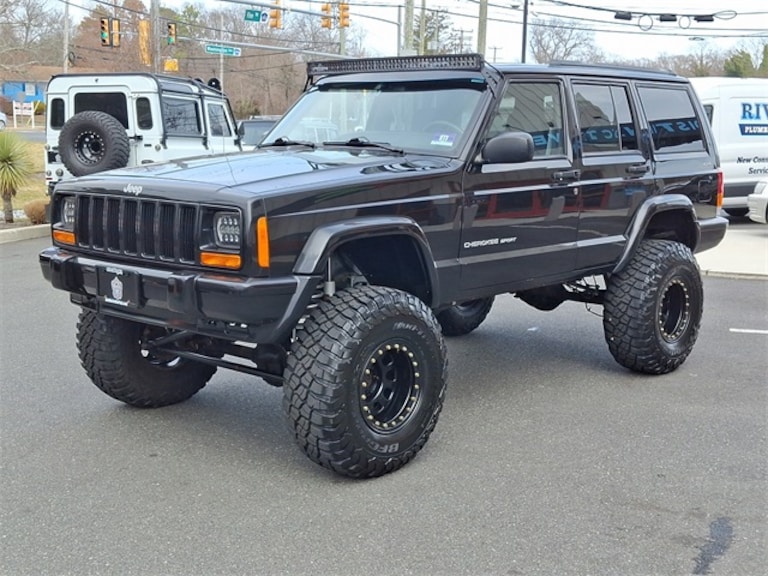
[
  {"left": 477, "top": 0, "right": 487, "bottom": 56},
  {"left": 521, "top": 0, "right": 529, "bottom": 63},
  {"left": 62, "top": 0, "right": 70, "bottom": 72},
  {"left": 151, "top": 0, "right": 160, "bottom": 72},
  {"left": 403, "top": 0, "right": 414, "bottom": 55},
  {"left": 419, "top": 0, "right": 426, "bottom": 55}
]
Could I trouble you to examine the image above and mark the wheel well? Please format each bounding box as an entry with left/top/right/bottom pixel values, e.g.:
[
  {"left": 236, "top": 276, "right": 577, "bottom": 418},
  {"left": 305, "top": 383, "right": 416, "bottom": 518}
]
[
  {"left": 335, "top": 235, "right": 433, "bottom": 304},
  {"left": 643, "top": 209, "right": 697, "bottom": 249}
]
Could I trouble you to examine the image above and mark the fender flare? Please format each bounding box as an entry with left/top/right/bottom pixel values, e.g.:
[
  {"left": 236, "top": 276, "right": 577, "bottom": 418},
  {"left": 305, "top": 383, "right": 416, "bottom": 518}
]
[
  {"left": 613, "top": 194, "right": 699, "bottom": 274},
  {"left": 293, "top": 216, "right": 441, "bottom": 307}
]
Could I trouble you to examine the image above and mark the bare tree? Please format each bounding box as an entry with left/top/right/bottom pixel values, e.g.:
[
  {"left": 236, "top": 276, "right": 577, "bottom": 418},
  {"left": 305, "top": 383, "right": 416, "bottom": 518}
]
[{"left": 528, "top": 18, "right": 602, "bottom": 64}]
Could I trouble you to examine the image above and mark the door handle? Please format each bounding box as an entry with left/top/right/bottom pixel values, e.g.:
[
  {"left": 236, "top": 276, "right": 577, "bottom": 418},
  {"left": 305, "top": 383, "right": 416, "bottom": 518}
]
[
  {"left": 626, "top": 162, "right": 650, "bottom": 174},
  {"left": 551, "top": 169, "right": 580, "bottom": 182}
]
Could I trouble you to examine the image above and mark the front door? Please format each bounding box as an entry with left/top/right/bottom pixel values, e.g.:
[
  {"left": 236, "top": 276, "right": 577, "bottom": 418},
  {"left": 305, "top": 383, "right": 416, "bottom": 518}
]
[{"left": 460, "top": 78, "right": 579, "bottom": 294}]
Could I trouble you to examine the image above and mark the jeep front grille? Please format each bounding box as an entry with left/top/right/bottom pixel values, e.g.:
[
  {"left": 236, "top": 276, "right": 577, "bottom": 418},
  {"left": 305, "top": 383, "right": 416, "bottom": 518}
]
[{"left": 75, "top": 195, "right": 198, "bottom": 263}]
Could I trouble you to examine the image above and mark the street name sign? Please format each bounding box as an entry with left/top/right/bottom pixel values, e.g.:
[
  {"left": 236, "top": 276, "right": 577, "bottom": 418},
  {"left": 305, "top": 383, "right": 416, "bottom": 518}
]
[
  {"left": 205, "top": 44, "right": 242, "bottom": 57},
  {"left": 244, "top": 9, "right": 267, "bottom": 23}
]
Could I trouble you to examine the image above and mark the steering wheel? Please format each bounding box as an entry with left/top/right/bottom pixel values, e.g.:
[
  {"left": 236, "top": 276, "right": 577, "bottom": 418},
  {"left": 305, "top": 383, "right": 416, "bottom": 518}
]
[{"left": 423, "top": 120, "right": 462, "bottom": 133}]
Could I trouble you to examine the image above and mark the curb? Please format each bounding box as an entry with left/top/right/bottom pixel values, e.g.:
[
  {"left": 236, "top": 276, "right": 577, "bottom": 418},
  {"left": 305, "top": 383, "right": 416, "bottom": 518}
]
[{"left": 0, "top": 224, "right": 50, "bottom": 244}]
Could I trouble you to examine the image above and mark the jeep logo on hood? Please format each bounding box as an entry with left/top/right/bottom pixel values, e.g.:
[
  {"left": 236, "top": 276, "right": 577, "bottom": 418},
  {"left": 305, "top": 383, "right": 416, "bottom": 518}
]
[{"left": 123, "top": 184, "right": 143, "bottom": 196}]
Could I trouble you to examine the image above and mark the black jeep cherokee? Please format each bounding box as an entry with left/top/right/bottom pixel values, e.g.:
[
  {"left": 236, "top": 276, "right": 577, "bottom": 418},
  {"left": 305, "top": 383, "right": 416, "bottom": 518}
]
[{"left": 40, "top": 54, "right": 727, "bottom": 478}]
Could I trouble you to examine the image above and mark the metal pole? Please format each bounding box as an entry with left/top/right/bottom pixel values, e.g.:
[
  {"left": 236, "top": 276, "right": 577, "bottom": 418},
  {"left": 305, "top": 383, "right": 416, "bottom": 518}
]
[
  {"left": 62, "top": 1, "right": 70, "bottom": 73},
  {"left": 521, "top": 0, "right": 529, "bottom": 63},
  {"left": 477, "top": 0, "right": 487, "bottom": 56}
]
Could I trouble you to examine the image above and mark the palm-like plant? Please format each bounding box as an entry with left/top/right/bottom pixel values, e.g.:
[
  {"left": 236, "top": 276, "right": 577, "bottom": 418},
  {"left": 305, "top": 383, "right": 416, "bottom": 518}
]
[{"left": 0, "top": 132, "right": 34, "bottom": 223}]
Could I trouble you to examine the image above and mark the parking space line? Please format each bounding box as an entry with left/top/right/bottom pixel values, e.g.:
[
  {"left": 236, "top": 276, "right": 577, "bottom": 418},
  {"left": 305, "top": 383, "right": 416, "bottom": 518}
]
[{"left": 729, "top": 328, "right": 768, "bottom": 335}]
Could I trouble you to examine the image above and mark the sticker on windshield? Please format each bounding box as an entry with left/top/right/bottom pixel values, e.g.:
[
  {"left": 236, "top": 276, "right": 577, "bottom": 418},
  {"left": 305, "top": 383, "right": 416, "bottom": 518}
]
[{"left": 430, "top": 133, "right": 456, "bottom": 146}]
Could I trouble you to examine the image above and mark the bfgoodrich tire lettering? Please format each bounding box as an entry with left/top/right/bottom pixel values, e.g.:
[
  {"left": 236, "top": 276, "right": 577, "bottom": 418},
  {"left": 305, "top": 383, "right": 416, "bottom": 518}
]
[
  {"left": 77, "top": 310, "right": 216, "bottom": 407},
  {"left": 58, "top": 111, "right": 130, "bottom": 177},
  {"left": 603, "top": 239, "right": 703, "bottom": 374},
  {"left": 282, "top": 285, "right": 448, "bottom": 478},
  {"left": 436, "top": 296, "right": 495, "bottom": 336}
]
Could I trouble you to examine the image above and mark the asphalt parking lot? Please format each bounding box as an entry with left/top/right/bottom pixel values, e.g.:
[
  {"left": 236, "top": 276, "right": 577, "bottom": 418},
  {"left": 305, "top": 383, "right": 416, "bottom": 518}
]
[{"left": 0, "top": 230, "right": 765, "bottom": 576}]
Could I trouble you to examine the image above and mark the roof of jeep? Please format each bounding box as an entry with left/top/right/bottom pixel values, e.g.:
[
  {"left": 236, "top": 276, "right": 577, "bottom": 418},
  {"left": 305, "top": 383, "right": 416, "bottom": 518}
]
[
  {"left": 490, "top": 61, "right": 685, "bottom": 82},
  {"left": 46, "top": 72, "right": 228, "bottom": 98}
]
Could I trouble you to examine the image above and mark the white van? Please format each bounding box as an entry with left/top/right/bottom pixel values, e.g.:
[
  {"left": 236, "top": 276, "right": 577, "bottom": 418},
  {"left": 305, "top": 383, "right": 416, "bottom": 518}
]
[
  {"left": 44, "top": 73, "right": 242, "bottom": 195},
  {"left": 690, "top": 77, "right": 768, "bottom": 217}
]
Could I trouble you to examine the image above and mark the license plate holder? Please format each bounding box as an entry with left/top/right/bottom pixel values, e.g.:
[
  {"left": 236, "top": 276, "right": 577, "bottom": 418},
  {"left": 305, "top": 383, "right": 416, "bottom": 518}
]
[{"left": 97, "top": 266, "right": 140, "bottom": 308}]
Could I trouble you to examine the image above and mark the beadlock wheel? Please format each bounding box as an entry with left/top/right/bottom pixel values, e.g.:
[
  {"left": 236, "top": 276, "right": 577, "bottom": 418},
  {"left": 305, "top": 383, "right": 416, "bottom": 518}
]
[
  {"left": 283, "top": 285, "right": 448, "bottom": 478},
  {"left": 603, "top": 239, "right": 703, "bottom": 375}
]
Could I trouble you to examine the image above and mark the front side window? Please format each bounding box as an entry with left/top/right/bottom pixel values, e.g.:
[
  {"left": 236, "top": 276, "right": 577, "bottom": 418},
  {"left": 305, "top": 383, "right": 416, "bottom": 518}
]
[
  {"left": 637, "top": 85, "right": 705, "bottom": 153},
  {"left": 264, "top": 78, "right": 487, "bottom": 155},
  {"left": 573, "top": 83, "right": 638, "bottom": 153},
  {"left": 74, "top": 92, "right": 129, "bottom": 128},
  {"left": 488, "top": 81, "right": 565, "bottom": 157},
  {"left": 162, "top": 96, "right": 201, "bottom": 135}
]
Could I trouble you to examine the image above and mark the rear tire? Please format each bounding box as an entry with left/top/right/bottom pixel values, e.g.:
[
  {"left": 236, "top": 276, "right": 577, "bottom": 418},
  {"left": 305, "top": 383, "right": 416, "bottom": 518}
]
[
  {"left": 77, "top": 310, "right": 216, "bottom": 407},
  {"left": 436, "top": 297, "right": 495, "bottom": 336},
  {"left": 283, "top": 286, "right": 448, "bottom": 478},
  {"left": 603, "top": 240, "right": 703, "bottom": 374}
]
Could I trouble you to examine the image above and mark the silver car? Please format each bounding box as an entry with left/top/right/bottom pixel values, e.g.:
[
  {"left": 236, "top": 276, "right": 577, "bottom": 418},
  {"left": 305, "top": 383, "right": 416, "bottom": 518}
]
[{"left": 747, "top": 180, "right": 768, "bottom": 224}]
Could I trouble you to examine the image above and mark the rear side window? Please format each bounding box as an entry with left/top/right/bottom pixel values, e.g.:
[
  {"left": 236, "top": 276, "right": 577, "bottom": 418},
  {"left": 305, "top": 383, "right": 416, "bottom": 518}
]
[
  {"left": 162, "top": 96, "right": 201, "bottom": 135},
  {"left": 207, "top": 103, "right": 231, "bottom": 136},
  {"left": 573, "top": 83, "right": 639, "bottom": 153},
  {"left": 49, "top": 98, "right": 65, "bottom": 129},
  {"left": 136, "top": 97, "right": 153, "bottom": 130},
  {"left": 637, "top": 85, "right": 705, "bottom": 153},
  {"left": 74, "top": 92, "right": 129, "bottom": 128},
  {"left": 703, "top": 104, "right": 714, "bottom": 125}
]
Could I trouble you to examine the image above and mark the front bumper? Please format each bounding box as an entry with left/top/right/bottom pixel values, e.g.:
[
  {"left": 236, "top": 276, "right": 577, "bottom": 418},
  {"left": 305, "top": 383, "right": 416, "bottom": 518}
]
[{"left": 39, "top": 247, "right": 321, "bottom": 343}]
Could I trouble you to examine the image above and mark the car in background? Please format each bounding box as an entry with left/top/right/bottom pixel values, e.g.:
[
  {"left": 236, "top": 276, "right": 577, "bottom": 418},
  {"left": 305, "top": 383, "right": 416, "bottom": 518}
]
[
  {"left": 747, "top": 180, "right": 768, "bottom": 224},
  {"left": 237, "top": 115, "right": 281, "bottom": 146},
  {"left": 0, "top": 110, "right": 7, "bottom": 130}
]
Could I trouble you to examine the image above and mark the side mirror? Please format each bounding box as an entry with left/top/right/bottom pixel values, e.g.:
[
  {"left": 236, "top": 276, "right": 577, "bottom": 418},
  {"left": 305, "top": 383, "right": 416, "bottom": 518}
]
[{"left": 482, "top": 131, "right": 535, "bottom": 164}]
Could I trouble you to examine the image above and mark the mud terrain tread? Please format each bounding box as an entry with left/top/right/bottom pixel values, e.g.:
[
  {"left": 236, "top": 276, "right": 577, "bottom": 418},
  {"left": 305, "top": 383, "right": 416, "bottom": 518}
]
[
  {"left": 77, "top": 310, "right": 215, "bottom": 407},
  {"left": 436, "top": 296, "right": 495, "bottom": 336},
  {"left": 603, "top": 239, "right": 702, "bottom": 374},
  {"left": 283, "top": 286, "right": 447, "bottom": 478},
  {"left": 59, "top": 111, "right": 130, "bottom": 177}
]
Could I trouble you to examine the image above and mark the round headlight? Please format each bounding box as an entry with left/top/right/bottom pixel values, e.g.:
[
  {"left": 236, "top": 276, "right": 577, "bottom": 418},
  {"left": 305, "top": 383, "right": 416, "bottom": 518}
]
[{"left": 214, "top": 212, "right": 241, "bottom": 248}]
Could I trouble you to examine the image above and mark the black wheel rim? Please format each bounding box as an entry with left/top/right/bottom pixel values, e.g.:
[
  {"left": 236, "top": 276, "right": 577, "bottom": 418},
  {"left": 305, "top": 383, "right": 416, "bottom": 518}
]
[
  {"left": 359, "top": 341, "right": 421, "bottom": 433},
  {"left": 658, "top": 279, "right": 690, "bottom": 343},
  {"left": 74, "top": 131, "right": 105, "bottom": 165}
]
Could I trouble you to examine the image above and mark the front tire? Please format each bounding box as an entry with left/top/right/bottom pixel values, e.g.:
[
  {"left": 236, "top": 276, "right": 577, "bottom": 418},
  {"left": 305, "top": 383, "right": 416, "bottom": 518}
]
[
  {"left": 77, "top": 310, "right": 216, "bottom": 407},
  {"left": 603, "top": 239, "right": 703, "bottom": 374},
  {"left": 283, "top": 286, "right": 448, "bottom": 478},
  {"left": 436, "top": 297, "right": 495, "bottom": 336}
]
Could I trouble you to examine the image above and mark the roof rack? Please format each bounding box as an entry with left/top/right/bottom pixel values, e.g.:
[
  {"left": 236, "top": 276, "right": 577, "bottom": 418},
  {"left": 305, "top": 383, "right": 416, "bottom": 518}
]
[
  {"left": 549, "top": 60, "right": 677, "bottom": 76},
  {"left": 307, "top": 53, "right": 484, "bottom": 83}
]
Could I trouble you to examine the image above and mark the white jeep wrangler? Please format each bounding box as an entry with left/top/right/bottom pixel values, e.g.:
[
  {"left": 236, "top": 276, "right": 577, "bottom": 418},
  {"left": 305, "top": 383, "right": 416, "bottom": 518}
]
[{"left": 44, "top": 73, "right": 242, "bottom": 194}]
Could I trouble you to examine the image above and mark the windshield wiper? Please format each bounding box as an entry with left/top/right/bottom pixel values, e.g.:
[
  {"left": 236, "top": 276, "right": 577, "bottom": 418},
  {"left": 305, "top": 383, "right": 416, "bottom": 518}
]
[
  {"left": 260, "top": 136, "right": 316, "bottom": 149},
  {"left": 323, "top": 137, "right": 404, "bottom": 155}
]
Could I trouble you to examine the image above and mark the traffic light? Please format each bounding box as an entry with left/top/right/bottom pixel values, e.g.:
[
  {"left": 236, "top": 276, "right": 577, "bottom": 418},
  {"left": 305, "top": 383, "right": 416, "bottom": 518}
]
[
  {"left": 339, "top": 2, "right": 350, "bottom": 28},
  {"left": 321, "top": 3, "right": 332, "bottom": 29},
  {"left": 111, "top": 18, "right": 121, "bottom": 48},
  {"left": 100, "top": 17, "right": 111, "bottom": 47},
  {"left": 269, "top": 0, "right": 282, "bottom": 29},
  {"left": 167, "top": 22, "right": 176, "bottom": 45}
]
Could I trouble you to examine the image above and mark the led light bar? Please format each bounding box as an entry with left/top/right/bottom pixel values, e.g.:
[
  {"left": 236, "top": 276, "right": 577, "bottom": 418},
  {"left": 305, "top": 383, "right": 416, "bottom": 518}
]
[{"left": 307, "top": 53, "right": 484, "bottom": 80}]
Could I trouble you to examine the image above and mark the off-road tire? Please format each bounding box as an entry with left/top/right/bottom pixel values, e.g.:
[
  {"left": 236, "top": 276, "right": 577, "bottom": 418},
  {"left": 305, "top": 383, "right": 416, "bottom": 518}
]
[
  {"left": 283, "top": 285, "right": 448, "bottom": 478},
  {"left": 436, "top": 297, "right": 495, "bottom": 336},
  {"left": 77, "top": 310, "right": 216, "bottom": 407},
  {"left": 603, "top": 239, "right": 703, "bottom": 374},
  {"left": 59, "top": 111, "right": 130, "bottom": 177}
]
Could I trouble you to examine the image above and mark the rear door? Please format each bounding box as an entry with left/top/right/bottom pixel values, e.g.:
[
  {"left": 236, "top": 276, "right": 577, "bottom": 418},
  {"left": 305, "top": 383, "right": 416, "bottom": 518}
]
[
  {"left": 460, "top": 77, "right": 580, "bottom": 293},
  {"left": 570, "top": 79, "right": 654, "bottom": 270}
]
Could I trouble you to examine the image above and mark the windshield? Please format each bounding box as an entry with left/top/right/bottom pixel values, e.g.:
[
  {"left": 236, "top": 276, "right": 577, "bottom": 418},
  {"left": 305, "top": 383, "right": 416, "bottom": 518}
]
[{"left": 262, "top": 79, "right": 487, "bottom": 155}]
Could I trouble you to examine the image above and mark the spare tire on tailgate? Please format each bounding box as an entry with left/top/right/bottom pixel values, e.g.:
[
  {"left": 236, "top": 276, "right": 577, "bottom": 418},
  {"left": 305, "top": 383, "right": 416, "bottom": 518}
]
[{"left": 58, "top": 111, "right": 130, "bottom": 177}]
